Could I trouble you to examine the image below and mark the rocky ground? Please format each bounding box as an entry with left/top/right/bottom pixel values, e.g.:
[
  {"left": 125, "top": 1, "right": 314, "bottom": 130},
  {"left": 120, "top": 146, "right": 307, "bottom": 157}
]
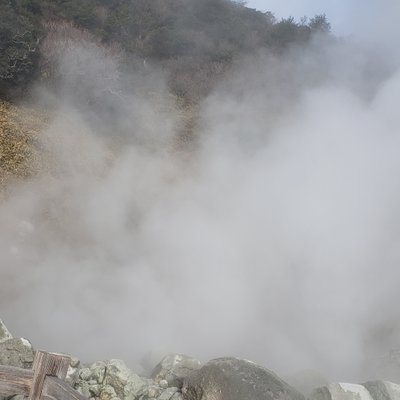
[{"left": 1, "top": 319, "right": 400, "bottom": 400}]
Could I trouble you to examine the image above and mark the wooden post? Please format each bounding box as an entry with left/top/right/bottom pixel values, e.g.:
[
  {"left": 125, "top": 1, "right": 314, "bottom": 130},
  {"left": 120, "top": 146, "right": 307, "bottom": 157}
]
[
  {"left": 29, "top": 351, "right": 71, "bottom": 400},
  {"left": 42, "top": 376, "right": 87, "bottom": 400},
  {"left": 0, "top": 349, "right": 87, "bottom": 400},
  {"left": 0, "top": 365, "right": 33, "bottom": 396}
]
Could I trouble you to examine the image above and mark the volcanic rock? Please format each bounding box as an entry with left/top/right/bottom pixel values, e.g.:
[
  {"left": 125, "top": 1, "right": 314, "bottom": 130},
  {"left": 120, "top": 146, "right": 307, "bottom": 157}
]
[
  {"left": 311, "top": 382, "right": 400, "bottom": 400},
  {"left": 157, "top": 387, "right": 180, "bottom": 400},
  {"left": 105, "top": 359, "right": 148, "bottom": 399},
  {"left": 0, "top": 320, "right": 12, "bottom": 343},
  {"left": 181, "top": 357, "right": 305, "bottom": 400},
  {"left": 363, "top": 381, "right": 400, "bottom": 400},
  {"left": 0, "top": 338, "right": 34, "bottom": 369},
  {"left": 73, "top": 359, "right": 165, "bottom": 400},
  {"left": 151, "top": 354, "right": 202, "bottom": 389}
]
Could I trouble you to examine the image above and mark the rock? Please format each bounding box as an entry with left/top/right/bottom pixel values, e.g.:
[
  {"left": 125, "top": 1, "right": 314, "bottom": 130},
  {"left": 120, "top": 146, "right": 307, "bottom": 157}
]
[
  {"left": 76, "top": 381, "right": 92, "bottom": 398},
  {"left": 88, "top": 384, "right": 102, "bottom": 397},
  {"left": 90, "top": 361, "right": 107, "bottom": 384},
  {"left": 146, "top": 385, "right": 161, "bottom": 398},
  {"left": 182, "top": 357, "right": 305, "bottom": 400},
  {"left": 159, "top": 380, "right": 169, "bottom": 389},
  {"left": 66, "top": 357, "right": 81, "bottom": 385},
  {"left": 311, "top": 382, "right": 400, "bottom": 400},
  {"left": 104, "top": 359, "right": 148, "bottom": 400},
  {"left": 363, "top": 381, "right": 400, "bottom": 400},
  {"left": 0, "top": 338, "right": 34, "bottom": 369},
  {"left": 70, "top": 356, "right": 81, "bottom": 368},
  {"left": 74, "top": 359, "right": 155, "bottom": 400},
  {"left": 0, "top": 320, "right": 12, "bottom": 343},
  {"left": 79, "top": 368, "right": 92, "bottom": 381},
  {"left": 157, "top": 388, "right": 179, "bottom": 400},
  {"left": 151, "top": 354, "right": 202, "bottom": 388},
  {"left": 99, "top": 385, "right": 118, "bottom": 400}
]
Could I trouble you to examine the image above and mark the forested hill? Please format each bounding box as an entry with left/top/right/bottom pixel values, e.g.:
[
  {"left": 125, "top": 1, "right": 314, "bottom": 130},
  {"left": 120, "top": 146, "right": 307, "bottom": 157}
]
[{"left": 0, "top": 0, "right": 330, "bottom": 102}]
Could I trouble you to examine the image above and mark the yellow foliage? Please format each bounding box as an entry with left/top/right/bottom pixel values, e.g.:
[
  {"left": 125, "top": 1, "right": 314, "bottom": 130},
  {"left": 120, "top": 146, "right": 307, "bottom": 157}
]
[{"left": 0, "top": 101, "right": 49, "bottom": 187}]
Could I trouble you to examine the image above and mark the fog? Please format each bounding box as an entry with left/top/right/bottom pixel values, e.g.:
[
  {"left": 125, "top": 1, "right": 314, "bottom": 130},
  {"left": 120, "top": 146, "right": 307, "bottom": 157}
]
[{"left": 1, "top": 4, "right": 400, "bottom": 384}]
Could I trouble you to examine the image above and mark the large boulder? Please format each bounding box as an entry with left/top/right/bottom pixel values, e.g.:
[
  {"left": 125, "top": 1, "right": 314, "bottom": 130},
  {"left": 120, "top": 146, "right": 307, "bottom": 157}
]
[
  {"left": 312, "top": 383, "right": 374, "bottom": 400},
  {"left": 104, "top": 359, "right": 148, "bottom": 399},
  {"left": 363, "top": 381, "right": 400, "bottom": 400},
  {"left": 0, "top": 338, "right": 34, "bottom": 369},
  {"left": 151, "top": 354, "right": 202, "bottom": 389},
  {"left": 181, "top": 357, "right": 305, "bottom": 400},
  {"left": 311, "top": 381, "right": 400, "bottom": 400}
]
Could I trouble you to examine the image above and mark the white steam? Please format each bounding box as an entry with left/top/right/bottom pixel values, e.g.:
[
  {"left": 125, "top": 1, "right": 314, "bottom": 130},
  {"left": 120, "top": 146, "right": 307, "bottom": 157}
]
[{"left": 1, "top": 17, "right": 400, "bottom": 383}]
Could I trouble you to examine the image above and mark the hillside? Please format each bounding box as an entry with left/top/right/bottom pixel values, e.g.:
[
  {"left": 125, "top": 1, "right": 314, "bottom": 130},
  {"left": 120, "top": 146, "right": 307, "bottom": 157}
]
[
  {"left": 0, "top": 0, "right": 332, "bottom": 184},
  {"left": 0, "top": 0, "right": 330, "bottom": 102}
]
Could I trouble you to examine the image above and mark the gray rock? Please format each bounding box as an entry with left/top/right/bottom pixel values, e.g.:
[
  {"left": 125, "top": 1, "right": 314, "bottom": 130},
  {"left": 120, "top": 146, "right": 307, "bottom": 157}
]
[
  {"left": 159, "top": 381, "right": 169, "bottom": 389},
  {"left": 99, "top": 385, "right": 118, "bottom": 400},
  {"left": 76, "top": 381, "right": 92, "bottom": 398},
  {"left": 70, "top": 356, "right": 81, "bottom": 368},
  {"left": 90, "top": 361, "right": 107, "bottom": 384},
  {"left": 311, "top": 386, "right": 334, "bottom": 400},
  {"left": 0, "top": 320, "right": 12, "bottom": 343},
  {"left": 104, "top": 359, "right": 148, "bottom": 400},
  {"left": 311, "top": 383, "right": 376, "bottom": 400},
  {"left": 146, "top": 385, "right": 161, "bottom": 399},
  {"left": 74, "top": 359, "right": 156, "bottom": 400},
  {"left": 151, "top": 354, "right": 202, "bottom": 389},
  {"left": 66, "top": 357, "right": 81, "bottom": 385},
  {"left": 88, "top": 384, "right": 102, "bottom": 397},
  {"left": 158, "top": 388, "right": 179, "bottom": 400},
  {"left": 363, "top": 381, "right": 400, "bottom": 400},
  {"left": 182, "top": 357, "right": 305, "bottom": 400},
  {"left": 79, "top": 368, "right": 92, "bottom": 381},
  {"left": 0, "top": 338, "right": 34, "bottom": 369}
]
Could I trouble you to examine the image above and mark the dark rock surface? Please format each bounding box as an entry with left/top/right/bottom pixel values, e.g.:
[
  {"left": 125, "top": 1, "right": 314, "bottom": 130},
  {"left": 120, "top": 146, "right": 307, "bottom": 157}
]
[
  {"left": 151, "top": 354, "right": 202, "bottom": 389},
  {"left": 182, "top": 357, "right": 305, "bottom": 400}
]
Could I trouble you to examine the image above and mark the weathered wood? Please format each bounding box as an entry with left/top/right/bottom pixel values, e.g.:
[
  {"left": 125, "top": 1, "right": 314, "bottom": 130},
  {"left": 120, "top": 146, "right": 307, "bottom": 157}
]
[
  {"left": 42, "top": 376, "right": 87, "bottom": 400},
  {"left": 29, "top": 351, "right": 71, "bottom": 400},
  {"left": 0, "top": 365, "right": 33, "bottom": 396}
]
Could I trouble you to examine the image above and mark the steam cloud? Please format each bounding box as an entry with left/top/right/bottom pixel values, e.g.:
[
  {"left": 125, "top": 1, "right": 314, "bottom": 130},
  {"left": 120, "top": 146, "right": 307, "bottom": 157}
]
[{"left": 2, "top": 5, "right": 400, "bottom": 384}]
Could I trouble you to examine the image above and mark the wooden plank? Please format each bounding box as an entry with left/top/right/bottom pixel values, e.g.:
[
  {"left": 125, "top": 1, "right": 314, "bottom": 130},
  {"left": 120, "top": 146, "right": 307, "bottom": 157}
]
[
  {"left": 42, "top": 376, "right": 88, "bottom": 400},
  {"left": 0, "top": 365, "right": 33, "bottom": 396},
  {"left": 29, "top": 351, "right": 71, "bottom": 400}
]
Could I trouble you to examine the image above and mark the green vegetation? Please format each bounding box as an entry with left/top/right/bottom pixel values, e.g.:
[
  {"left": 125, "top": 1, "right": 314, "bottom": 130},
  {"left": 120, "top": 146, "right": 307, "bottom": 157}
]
[{"left": 0, "top": 0, "right": 331, "bottom": 102}]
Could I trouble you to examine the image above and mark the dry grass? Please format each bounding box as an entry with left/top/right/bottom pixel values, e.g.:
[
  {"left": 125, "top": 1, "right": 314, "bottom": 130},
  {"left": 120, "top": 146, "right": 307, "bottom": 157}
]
[{"left": 0, "top": 101, "right": 49, "bottom": 187}]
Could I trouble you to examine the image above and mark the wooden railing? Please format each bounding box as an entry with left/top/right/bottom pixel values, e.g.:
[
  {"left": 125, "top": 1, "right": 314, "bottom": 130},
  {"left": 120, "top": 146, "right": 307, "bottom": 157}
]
[{"left": 0, "top": 350, "right": 86, "bottom": 400}]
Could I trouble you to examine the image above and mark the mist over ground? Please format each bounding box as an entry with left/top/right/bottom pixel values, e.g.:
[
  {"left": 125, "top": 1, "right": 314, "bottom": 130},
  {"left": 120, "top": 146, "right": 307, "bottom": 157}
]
[{"left": 1, "top": 1, "right": 400, "bottom": 384}]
